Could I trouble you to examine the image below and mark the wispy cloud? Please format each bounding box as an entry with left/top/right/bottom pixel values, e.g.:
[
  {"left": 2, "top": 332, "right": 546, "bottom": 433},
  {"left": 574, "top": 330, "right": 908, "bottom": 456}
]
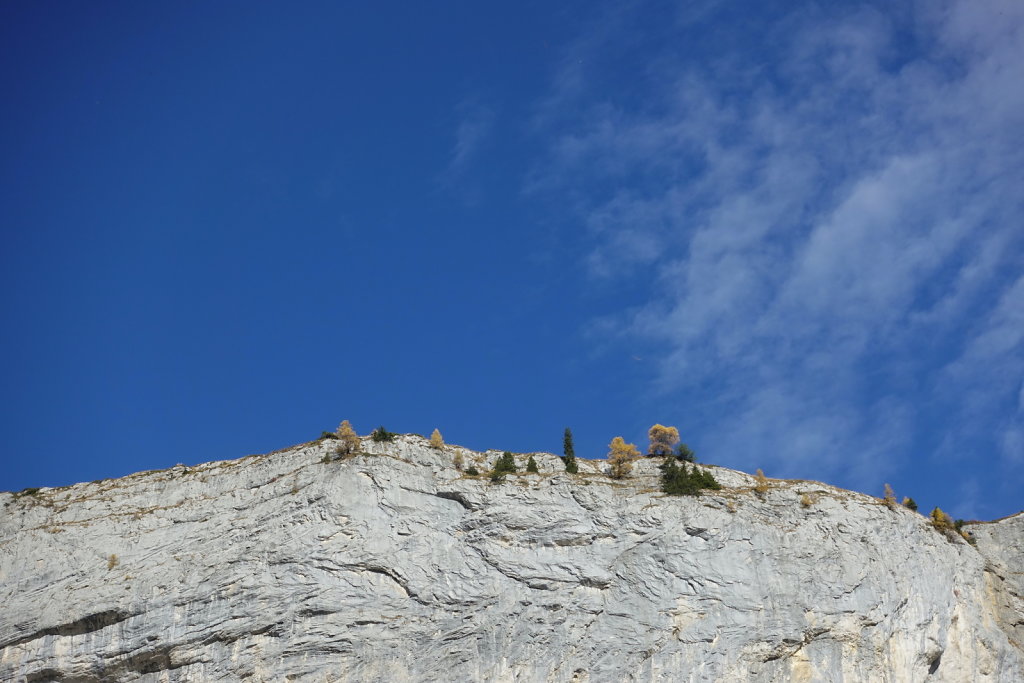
[
  {"left": 438, "top": 101, "right": 496, "bottom": 205},
  {"left": 447, "top": 101, "right": 494, "bottom": 176},
  {"left": 529, "top": 0, "right": 1024, "bottom": 502}
]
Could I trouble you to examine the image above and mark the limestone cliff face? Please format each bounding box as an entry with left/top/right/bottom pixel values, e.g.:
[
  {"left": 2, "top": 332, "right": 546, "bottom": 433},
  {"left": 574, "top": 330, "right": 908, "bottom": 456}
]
[{"left": 1, "top": 435, "right": 1021, "bottom": 682}]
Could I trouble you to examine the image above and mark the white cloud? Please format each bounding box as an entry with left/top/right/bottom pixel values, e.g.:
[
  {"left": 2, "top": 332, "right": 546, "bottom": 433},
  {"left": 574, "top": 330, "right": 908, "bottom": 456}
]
[
  {"left": 448, "top": 102, "right": 494, "bottom": 175},
  {"left": 530, "top": 0, "right": 1024, "bottom": 495}
]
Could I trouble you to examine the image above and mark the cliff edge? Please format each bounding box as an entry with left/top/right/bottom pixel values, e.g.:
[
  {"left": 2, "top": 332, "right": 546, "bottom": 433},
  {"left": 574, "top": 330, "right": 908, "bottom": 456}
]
[{"left": 1, "top": 435, "right": 1021, "bottom": 681}]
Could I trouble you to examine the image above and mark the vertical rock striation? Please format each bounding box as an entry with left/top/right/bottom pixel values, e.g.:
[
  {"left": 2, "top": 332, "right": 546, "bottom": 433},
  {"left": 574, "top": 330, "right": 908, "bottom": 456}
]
[{"left": 1, "top": 435, "right": 1021, "bottom": 681}]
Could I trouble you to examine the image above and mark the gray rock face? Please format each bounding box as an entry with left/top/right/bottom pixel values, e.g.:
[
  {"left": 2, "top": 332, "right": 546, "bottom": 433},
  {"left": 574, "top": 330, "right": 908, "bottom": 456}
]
[{"left": 1, "top": 435, "right": 1021, "bottom": 682}]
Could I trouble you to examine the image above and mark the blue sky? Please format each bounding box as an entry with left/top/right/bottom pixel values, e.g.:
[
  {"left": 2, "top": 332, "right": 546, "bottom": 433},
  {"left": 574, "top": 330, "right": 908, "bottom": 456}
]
[{"left": 1, "top": 1, "right": 1021, "bottom": 520}]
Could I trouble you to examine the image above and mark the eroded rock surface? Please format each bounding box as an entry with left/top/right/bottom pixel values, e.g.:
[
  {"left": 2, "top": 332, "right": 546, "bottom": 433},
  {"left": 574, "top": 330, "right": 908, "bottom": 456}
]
[{"left": 1, "top": 435, "right": 1021, "bottom": 681}]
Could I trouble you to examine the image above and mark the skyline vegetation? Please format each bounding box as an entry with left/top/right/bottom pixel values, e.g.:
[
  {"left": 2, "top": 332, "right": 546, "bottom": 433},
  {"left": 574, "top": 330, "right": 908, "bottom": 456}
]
[{"left": 315, "top": 422, "right": 956, "bottom": 522}]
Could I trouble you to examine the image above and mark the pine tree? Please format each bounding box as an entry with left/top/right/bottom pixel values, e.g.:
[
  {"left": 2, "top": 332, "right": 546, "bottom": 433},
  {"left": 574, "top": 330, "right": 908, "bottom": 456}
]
[
  {"left": 430, "top": 429, "right": 444, "bottom": 449},
  {"left": 563, "top": 428, "right": 578, "bottom": 473},
  {"left": 490, "top": 451, "right": 518, "bottom": 482},
  {"left": 661, "top": 459, "right": 689, "bottom": 495},
  {"left": 499, "top": 451, "right": 517, "bottom": 473},
  {"left": 371, "top": 426, "right": 395, "bottom": 442},
  {"left": 526, "top": 455, "right": 539, "bottom": 473},
  {"left": 902, "top": 496, "right": 918, "bottom": 512},
  {"left": 676, "top": 443, "right": 696, "bottom": 463},
  {"left": 661, "top": 460, "right": 721, "bottom": 495},
  {"left": 696, "top": 466, "right": 722, "bottom": 490},
  {"left": 453, "top": 451, "right": 464, "bottom": 471}
]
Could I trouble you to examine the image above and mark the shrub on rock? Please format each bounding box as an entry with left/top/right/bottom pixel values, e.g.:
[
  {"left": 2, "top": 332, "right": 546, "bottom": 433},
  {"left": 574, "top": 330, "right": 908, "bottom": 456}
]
[
  {"left": 490, "top": 451, "right": 517, "bottom": 482},
  {"left": 661, "top": 460, "right": 721, "bottom": 496},
  {"left": 371, "top": 426, "right": 396, "bottom": 442},
  {"left": 753, "top": 469, "right": 770, "bottom": 496}
]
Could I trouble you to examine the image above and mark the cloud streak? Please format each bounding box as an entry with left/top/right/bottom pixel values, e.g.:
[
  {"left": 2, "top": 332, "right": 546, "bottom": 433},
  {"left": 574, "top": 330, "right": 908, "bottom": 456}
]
[
  {"left": 531, "top": 0, "right": 1024, "bottom": 510},
  {"left": 447, "top": 102, "right": 494, "bottom": 176}
]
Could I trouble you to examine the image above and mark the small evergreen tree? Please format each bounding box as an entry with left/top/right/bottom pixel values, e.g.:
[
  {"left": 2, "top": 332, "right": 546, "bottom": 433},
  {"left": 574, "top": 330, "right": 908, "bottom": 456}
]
[
  {"left": 465, "top": 465, "right": 479, "bottom": 476},
  {"left": 648, "top": 424, "right": 680, "bottom": 456},
  {"left": 660, "top": 460, "right": 721, "bottom": 496},
  {"left": 499, "top": 451, "right": 516, "bottom": 473},
  {"left": 563, "top": 428, "right": 578, "bottom": 473},
  {"left": 371, "top": 426, "right": 396, "bottom": 442},
  {"left": 661, "top": 460, "right": 697, "bottom": 495},
  {"left": 430, "top": 429, "right": 444, "bottom": 449},
  {"left": 902, "top": 496, "right": 918, "bottom": 512},
  {"left": 526, "top": 455, "right": 539, "bottom": 473},
  {"left": 676, "top": 443, "right": 696, "bottom": 463},
  {"left": 697, "top": 466, "right": 722, "bottom": 490},
  {"left": 490, "top": 451, "right": 517, "bottom": 482}
]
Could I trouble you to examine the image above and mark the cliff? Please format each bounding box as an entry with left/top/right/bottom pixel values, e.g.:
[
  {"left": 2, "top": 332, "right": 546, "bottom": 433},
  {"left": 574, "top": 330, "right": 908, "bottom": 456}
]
[{"left": 1, "top": 435, "right": 1021, "bottom": 682}]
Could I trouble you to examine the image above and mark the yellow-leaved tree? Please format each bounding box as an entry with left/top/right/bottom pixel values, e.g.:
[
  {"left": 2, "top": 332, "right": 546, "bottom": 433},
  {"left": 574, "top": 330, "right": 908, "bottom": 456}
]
[
  {"left": 930, "top": 507, "right": 954, "bottom": 531},
  {"left": 883, "top": 483, "right": 897, "bottom": 509},
  {"left": 430, "top": 429, "right": 444, "bottom": 449},
  {"left": 647, "top": 424, "right": 680, "bottom": 456},
  {"left": 608, "top": 436, "right": 639, "bottom": 478},
  {"left": 754, "top": 468, "right": 770, "bottom": 495},
  {"left": 335, "top": 420, "right": 360, "bottom": 456}
]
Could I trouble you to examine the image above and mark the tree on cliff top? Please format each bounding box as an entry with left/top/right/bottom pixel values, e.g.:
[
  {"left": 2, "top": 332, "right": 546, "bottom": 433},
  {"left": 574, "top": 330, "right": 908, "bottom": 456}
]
[
  {"left": 883, "top": 483, "right": 897, "bottom": 509},
  {"left": 335, "top": 420, "right": 360, "bottom": 456},
  {"left": 490, "top": 451, "right": 517, "bottom": 482},
  {"left": 647, "top": 424, "right": 679, "bottom": 456},
  {"left": 608, "top": 437, "right": 639, "bottom": 478},
  {"left": 563, "top": 428, "right": 578, "bottom": 473}
]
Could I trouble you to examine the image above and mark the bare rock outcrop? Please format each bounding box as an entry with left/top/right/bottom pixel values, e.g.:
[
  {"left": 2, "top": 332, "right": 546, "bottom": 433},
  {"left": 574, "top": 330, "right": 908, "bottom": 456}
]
[{"left": 1, "top": 435, "right": 1021, "bottom": 681}]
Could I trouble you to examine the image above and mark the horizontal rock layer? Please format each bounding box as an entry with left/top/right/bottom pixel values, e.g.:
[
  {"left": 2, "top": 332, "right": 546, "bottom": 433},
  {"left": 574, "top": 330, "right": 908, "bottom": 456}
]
[{"left": 1, "top": 435, "right": 1021, "bottom": 682}]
